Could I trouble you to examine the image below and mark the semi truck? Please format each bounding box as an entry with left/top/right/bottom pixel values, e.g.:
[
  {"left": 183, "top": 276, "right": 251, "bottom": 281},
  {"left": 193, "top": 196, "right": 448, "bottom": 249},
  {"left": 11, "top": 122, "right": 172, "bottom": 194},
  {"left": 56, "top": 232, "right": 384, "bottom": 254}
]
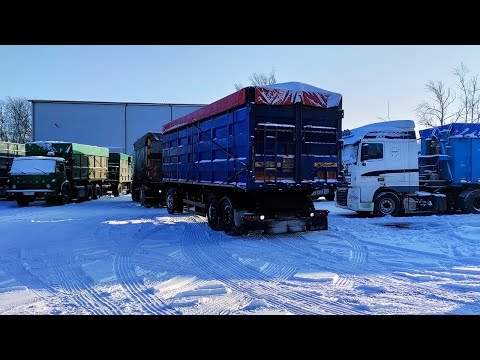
[
  {"left": 105, "top": 152, "right": 133, "bottom": 196},
  {"left": 335, "top": 120, "right": 480, "bottom": 216},
  {"left": 0, "top": 141, "right": 25, "bottom": 198},
  {"left": 131, "top": 132, "right": 165, "bottom": 207},
  {"left": 7, "top": 141, "right": 108, "bottom": 207},
  {"left": 161, "top": 82, "right": 343, "bottom": 235}
]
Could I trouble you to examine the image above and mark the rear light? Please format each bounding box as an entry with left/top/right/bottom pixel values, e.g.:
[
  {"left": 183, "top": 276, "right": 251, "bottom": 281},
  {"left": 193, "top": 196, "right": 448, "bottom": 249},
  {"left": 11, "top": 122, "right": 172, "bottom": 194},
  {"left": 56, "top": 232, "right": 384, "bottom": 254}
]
[
  {"left": 315, "top": 210, "right": 329, "bottom": 217},
  {"left": 243, "top": 214, "right": 260, "bottom": 222}
]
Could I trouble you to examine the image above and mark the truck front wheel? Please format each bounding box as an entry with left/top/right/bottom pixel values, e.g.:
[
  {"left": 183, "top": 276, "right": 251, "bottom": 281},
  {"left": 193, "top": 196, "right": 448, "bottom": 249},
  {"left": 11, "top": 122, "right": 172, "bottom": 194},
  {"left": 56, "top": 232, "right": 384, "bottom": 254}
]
[
  {"left": 60, "top": 186, "right": 71, "bottom": 205},
  {"left": 373, "top": 192, "right": 401, "bottom": 217}
]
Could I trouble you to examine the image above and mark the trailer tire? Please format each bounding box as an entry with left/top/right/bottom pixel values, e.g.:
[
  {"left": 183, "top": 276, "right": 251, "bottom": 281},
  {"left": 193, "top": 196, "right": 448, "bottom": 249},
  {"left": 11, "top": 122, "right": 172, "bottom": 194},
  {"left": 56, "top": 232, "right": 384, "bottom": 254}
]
[
  {"left": 303, "top": 195, "right": 315, "bottom": 214},
  {"left": 132, "top": 188, "right": 140, "bottom": 202},
  {"left": 86, "top": 185, "right": 93, "bottom": 201},
  {"left": 166, "top": 188, "right": 177, "bottom": 214},
  {"left": 92, "top": 184, "right": 101, "bottom": 199},
  {"left": 117, "top": 184, "right": 123, "bottom": 196},
  {"left": 17, "top": 198, "right": 29, "bottom": 207},
  {"left": 373, "top": 192, "right": 401, "bottom": 217},
  {"left": 207, "top": 194, "right": 223, "bottom": 231},
  {"left": 221, "top": 196, "right": 243, "bottom": 236},
  {"left": 465, "top": 190, "right": 480, "bottom": 214}
]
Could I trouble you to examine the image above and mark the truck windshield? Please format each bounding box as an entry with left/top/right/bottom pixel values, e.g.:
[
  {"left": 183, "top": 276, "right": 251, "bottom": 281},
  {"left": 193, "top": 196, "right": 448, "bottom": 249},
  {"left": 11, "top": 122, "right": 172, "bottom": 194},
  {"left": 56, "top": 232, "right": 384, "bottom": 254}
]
[{"left": 10, "top": 158, "right": 56, "bottom": 175}]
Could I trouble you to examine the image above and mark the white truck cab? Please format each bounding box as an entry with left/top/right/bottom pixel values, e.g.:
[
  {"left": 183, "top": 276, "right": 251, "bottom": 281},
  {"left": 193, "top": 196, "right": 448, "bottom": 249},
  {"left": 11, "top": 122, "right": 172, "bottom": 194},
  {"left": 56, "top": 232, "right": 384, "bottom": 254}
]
[{"left": 335, "top": 120, "right": 422, "bottom": 216}]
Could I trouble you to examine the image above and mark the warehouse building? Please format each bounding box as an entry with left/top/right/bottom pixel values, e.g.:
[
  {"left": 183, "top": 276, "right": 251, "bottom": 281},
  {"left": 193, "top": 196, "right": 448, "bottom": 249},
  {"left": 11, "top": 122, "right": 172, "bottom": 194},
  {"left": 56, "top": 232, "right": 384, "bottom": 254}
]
[{"left": 30, "top": 100, "right": 205, "bottom": 155}]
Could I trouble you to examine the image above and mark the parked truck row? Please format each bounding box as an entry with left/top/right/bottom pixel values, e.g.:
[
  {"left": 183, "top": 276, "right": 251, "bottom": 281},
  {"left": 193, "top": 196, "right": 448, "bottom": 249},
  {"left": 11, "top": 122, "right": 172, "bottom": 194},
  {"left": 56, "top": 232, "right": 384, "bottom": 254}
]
[
  {"left": 5, "top": 141, "right": 132, "bottom": 207},
  {"left": 6, "top": 82, "right": 478, "bottom": 236}
]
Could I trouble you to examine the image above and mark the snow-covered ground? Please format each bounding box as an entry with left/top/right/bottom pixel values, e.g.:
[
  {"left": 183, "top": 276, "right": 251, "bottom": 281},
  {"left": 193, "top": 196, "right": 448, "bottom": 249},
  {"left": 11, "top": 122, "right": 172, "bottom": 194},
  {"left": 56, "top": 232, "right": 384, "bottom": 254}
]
[{"left": 1, "top": 195, "right": 479, "bottom": 315}]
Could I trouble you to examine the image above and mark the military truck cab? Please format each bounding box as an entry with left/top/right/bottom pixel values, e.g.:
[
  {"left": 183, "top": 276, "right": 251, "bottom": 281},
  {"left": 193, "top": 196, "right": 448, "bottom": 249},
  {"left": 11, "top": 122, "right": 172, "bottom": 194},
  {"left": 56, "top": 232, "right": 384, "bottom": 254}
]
[
  {"left": 7, "top": 156, "right": 69, "bottom": 206},
  {"left": 7, "top": 141, "right": 108, "bottom": 207}
]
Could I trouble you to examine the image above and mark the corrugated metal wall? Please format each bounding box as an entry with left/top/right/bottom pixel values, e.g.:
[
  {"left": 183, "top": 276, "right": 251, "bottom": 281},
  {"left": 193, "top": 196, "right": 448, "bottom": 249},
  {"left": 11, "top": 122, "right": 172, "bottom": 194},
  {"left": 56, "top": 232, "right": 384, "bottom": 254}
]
[{"left": 32, "top": 102, "right": 203, "bottom": 155}]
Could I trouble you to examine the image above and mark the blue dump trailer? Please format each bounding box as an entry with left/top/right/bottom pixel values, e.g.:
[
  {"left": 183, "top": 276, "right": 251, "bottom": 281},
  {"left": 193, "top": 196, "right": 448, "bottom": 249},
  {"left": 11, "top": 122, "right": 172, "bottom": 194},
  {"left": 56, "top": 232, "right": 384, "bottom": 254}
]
[
  {"left": 419, "top": 123, "right": 480, "bottom": 213},
  {"left": 161, "top": 82, "right": 344, "bottom": 235}
]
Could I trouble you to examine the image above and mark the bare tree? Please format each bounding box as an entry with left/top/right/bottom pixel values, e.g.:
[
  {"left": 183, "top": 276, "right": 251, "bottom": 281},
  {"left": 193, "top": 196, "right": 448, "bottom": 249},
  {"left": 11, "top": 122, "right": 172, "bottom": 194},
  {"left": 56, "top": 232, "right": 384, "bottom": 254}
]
[
  {"left": 235, "top": 68, "right": 277, "bottom": 90},
  {"left": 0, "top": 100, "right": 8, "bottom": 142},
  {"left": 415, "top": 80, "right": 459, "bottom": 127},
  {"left": 454, "top": 62, "right": 470, "bottom": 123},
  {"left": 4, "top": 97, "right": 32, "bottom": 143}
]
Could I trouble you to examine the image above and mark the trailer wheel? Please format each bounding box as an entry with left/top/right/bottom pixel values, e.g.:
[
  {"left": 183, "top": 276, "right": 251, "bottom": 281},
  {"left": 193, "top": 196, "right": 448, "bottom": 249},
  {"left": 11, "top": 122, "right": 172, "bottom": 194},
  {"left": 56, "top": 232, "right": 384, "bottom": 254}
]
[
  {"left": 303, "top": 195, "right": 315, "bottom": 214},
  {"left": 166, "top": 188, "right": 176, "bottom": 214},
  {"left": 464, "top": 190, "right": 480, "bottom": 214},
  {"left": 221, "top": 196, "right": 242, "bottom": 236},
  {"left": 140, "top": 185, "right": 151, "bottom": 208},
  {"left": 132, "top": 188, "right": 140, "bottom": 202},
  {"left": 373, "top": 192, "right": 401, "bottom": 217},
  {"left": 17, "top": 198, "right": 29, "bottom": 207},
  {"left": 117, "top": 184, "right": 123, "bottom": 196},
  {"left": 92, "top": 184, "right": 101, "bottom": 199},
  {"left": 85, "top": 185, "right": 93, "bottom": 201},
  {"left": 207, "top": 194, "right": 223, "bottom": 231}
]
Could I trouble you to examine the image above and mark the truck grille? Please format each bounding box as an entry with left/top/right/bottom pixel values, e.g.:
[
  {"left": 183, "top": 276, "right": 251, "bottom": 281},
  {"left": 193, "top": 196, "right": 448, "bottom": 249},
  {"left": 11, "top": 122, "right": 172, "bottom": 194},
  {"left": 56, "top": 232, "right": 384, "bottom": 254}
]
[{"left": 336, "top": 188, "right": 348, "bottom": 207}]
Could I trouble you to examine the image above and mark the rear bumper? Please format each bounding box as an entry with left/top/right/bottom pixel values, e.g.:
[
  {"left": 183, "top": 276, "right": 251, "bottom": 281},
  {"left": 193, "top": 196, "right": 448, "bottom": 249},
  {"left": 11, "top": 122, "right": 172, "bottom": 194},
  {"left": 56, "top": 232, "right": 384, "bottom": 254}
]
[{"left": 241, "top": 210, "right": 329, "bottom": 234}]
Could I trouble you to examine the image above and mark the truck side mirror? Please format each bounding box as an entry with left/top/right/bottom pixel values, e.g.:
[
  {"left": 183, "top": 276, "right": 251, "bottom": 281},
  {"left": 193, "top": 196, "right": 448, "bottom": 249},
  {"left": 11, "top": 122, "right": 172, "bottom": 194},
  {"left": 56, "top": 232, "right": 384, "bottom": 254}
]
[{"left": 58, "top": 163, "right": 65, "bottom": 172}]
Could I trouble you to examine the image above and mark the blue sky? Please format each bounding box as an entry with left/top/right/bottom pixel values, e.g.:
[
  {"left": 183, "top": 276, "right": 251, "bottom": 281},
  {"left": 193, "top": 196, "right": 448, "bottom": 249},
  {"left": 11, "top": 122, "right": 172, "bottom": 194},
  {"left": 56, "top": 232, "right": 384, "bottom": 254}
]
[{"left": 1, "top": 45, "right": 479, "bottom": 130}]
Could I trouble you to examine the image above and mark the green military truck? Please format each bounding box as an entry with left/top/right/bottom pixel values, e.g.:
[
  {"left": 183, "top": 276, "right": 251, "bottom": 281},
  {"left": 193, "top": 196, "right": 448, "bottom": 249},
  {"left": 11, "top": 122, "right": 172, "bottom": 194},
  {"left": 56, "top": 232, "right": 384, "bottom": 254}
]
[
  {"left": 7, "top": 141, "right": 108, "bottom": 207},
  {"left": 0, "top": 141, "right": 26, "bottom": 198},
  {"left": 105, "top": 152, "right": 133, "bottom": 197}
]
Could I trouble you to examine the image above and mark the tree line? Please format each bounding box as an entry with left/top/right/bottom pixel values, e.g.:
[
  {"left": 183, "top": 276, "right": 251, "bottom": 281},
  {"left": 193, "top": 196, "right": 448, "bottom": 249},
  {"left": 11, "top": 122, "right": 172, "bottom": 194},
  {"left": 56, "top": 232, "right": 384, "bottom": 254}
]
[
  {"left": 416, "top": 63, "right": 479, "bottom": 127},
  {"left": 0, "top": 97, "right": 32, "bottom": 143}
]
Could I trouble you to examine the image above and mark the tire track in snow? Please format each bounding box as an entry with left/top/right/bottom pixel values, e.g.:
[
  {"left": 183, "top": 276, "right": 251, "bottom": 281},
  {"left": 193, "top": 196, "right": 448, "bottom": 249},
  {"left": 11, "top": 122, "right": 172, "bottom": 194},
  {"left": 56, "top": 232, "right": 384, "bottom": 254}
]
[
  {"left": 181, "top": 218, "right": 362, "bottom": 315},
  {"left": 254, "top": 233, "right": 356, "bottom": 290},
  {"left": 102, "top": 220, "right": 179, "bottom": 315},
  {"left": 52, "top": 254, "right": 122, "bottom": 315}
]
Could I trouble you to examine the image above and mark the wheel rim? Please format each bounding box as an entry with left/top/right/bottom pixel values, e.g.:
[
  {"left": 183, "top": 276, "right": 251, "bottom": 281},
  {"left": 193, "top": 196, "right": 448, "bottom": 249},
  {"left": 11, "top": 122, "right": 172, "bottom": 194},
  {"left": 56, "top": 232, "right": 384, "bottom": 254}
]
[
  {"left": 208, "top": 203, "right": 217, "bottom": 223},
  {"left": 167, "top": 193, "right": 174, "bottom": 210},
  {"left": 473, "top": 197, "right": 480, "bottom": 212},
  {"left": 380, "top": 199, "right": 395, "bottom": 214},
  {"left": 223, "top": 200, "right": 234, "bottom": 228}
]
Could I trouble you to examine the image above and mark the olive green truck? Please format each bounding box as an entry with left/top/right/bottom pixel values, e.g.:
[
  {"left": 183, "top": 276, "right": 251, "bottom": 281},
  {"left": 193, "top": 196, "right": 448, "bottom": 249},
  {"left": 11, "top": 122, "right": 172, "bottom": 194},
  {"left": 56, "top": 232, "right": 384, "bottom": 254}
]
[
  {"left": 105, "top": 152, "right": 133, "bottom": 197},
  {"left": 6, "top": 141, "right": 109, "bottom": 207},
  {"left": 0, "top": 141, "right": 26, "bottom": 198}
]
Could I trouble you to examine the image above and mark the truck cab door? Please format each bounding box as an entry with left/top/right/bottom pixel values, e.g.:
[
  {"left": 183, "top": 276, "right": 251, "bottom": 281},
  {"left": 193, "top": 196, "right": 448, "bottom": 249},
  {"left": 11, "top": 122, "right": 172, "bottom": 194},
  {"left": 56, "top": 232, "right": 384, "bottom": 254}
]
[{"left": 358, "top": 142, "right": 385, "bottom": 202}]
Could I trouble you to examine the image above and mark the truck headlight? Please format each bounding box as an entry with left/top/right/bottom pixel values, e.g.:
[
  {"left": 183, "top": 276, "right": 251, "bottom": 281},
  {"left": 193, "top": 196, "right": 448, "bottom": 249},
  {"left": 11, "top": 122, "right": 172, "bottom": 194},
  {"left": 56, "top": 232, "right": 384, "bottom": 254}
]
[
  {"left": 46, "top": 184, "right": 51, "bottom": 189},
  {"left": 310, "top": 212, "right": 315, "bottom": 217},
  {"left": 12, "top": 185, "right": 16, "bottom": 189},
  {"left": 259, "top": 215, "right": 265, "bottom": 220}
]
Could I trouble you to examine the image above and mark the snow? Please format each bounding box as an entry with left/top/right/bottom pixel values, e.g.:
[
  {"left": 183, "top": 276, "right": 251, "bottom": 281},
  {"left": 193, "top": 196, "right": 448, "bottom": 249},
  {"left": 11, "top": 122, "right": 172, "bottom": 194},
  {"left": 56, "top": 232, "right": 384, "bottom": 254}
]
[{"left": 1, "top": 196, "right": 480, "bottom": 314}]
